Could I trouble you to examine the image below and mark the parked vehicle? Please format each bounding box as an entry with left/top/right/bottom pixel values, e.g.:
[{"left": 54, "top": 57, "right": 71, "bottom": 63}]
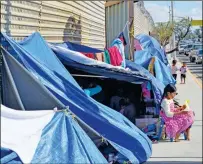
[
  {"left": 189, "top": 44, "right": 203, "bottom": 62},
  {"left": 195, "top": 49, "right": 203, "bottom": 64},
  {"left": 184, "top": 44, "right": 193, "bottom": 56},
  {"left": 179, "top": 45, "right": 187, "bottom": 54}
]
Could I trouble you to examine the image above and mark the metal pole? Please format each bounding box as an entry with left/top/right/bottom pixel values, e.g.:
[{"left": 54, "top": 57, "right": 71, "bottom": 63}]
[{"left": 171, "top": 1, "right": 176, "bottom": 59}]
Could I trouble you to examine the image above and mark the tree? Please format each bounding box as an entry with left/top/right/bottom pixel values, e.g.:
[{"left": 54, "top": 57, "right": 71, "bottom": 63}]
[
  {"left": 154, "top": 18, "right": 191, "bottom": 54},
  {"left": 194, "top": 28, "right": 202, "bottom": 38},
  {"left": 173, "top": 18, "right": 191, "bottom": 46},
  {"left": 154, "top": 22, "right": 174, "bottom": 47}
]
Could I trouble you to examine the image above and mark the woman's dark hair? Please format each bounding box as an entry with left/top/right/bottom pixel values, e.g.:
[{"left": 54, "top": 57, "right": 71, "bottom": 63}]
[{"left": 162, "top": 83, "right": 177, "bottom": 101}]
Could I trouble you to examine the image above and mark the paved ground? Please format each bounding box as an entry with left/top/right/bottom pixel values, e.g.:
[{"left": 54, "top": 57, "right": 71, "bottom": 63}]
[
  {"left": 146, "top": 56, "right": 203, "bottom": 164},
  {"left": 176, "top": 53, "right": 202, "bottom": 81}
]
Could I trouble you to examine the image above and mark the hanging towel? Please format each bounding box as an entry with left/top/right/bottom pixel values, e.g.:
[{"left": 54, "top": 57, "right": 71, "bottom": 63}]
[
  {"left": 95, "top": 53, "right": 104, "bottom": 62},
  {"left": 107, "top": 46, "right": 123, "bottom": 66},
  {"left": 111, "top": 38, "right": 126, "bottom": 68},
  {"left": 103, "top": 50, "right": 111, "bottom": 64},
  {"left": 81, "top": 52, "right": 95, "bottom": 59}
]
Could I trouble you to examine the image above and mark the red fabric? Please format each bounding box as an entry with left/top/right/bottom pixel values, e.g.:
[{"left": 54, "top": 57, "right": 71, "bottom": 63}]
[
  {"left": 81, "top": 52, "right": 95, "bottom": 59},
  {"left": 107, "top": 46, "right": 123, "bottom": 66}
]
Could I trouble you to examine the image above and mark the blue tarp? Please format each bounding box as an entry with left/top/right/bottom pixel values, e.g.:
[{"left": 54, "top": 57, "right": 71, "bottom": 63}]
[
  {"left": 49, "top": 43, "right": 149, "bottom": 84},
  {"left": 135, "top": 34, "right": 168, "bottom": 65},
  {"left": 51, "top": 42, "right": 103, "bottom": 53},
  {"left": 1, "top": 32, "right": 152, "bottom": 164},
  {"left": 1, "top": 105, "right": 108, "bottom": 163},
  {"left": 49, "top": 42, "right": 164, "bottom": 105},
  {"left": 125, "top": 60, "right": 164, "bottom": 104},
  {"left": 134, "top": 50, "right": 176, "bottom": 86}
]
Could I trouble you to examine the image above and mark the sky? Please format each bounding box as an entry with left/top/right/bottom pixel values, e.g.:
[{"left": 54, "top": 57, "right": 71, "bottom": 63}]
[{"left": 144, "top": 1, "right": 202, "bottom": 23}]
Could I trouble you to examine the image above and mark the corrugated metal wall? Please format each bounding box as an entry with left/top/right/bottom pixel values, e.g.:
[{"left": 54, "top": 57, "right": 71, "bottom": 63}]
[
  {"left": 134, "top": 2, "right": 154, "bottom": 36},
  {"left": 1, "top": 1, "right": 105, "bottom": 49},
  {"left": 105, "top": 1, "right": 134, "bottom": 60}
]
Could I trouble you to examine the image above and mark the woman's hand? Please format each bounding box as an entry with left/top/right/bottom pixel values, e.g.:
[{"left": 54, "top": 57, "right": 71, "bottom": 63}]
[
  {"left": 174, "top": 110, "right": 188, "bottom": 115},
  {"left": 182, "top": 105, "right": 187, "bottom": 109},
  {"left": 178, "top": 105, "right": 186, "bottom": 111}
]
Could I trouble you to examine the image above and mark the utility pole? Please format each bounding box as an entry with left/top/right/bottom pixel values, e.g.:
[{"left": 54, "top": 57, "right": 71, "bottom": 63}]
[
  {"left": 169, "top": 6, "right": 171, "bottom": 22},
  {"left": 171, "top": 1, "right": 176, "bottom": 59}
]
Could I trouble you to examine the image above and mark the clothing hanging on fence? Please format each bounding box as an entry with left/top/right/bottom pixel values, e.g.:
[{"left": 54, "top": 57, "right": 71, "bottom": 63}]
[
  {"left": 107, "top": 46, "right": 123, "bottom": 66},
  {"left": 103, "top": 50, "right": 111, "bottom": 64},
  {"left": 95, "top": 53, "right": 104, "bottom": 62},
  {"left": 111, "top": 39, "right": 126, "bottom": 68},
  {"left": 81, "top": 53, "right": 95, "bottom": 59}
]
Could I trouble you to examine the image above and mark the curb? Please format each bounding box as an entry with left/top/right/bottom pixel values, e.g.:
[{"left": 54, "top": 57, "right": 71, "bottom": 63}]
[{"left": 187, "top": 69, "right": 202, "bottom": 89}]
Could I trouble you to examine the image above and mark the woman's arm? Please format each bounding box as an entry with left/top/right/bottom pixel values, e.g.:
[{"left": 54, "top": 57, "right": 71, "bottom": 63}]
[{"left": 84, "top": 85, "right": 102, "bottom": 97}]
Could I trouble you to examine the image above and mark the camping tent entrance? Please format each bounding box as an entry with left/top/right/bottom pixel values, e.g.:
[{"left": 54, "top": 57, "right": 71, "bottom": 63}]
[{"left": 66, "top": 66, "right": 157, "bottom": 121}]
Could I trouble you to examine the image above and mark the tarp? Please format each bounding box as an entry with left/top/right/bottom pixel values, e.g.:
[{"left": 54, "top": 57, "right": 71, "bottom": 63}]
[
  {"left": 51, "top": 42, "right": 103, "bottom": 53},
  {"left": 134, "top": 39, "right": 143, "bottom": 51},
  {"left": 49, "top": 43, "right": 149, "bottom": 84},
  {"left": 125, "top": 60, "right": 165, "bottom": 104},
  {"left": 135, "top": 34, "right": 168, "bottom": 65},
  {"left": 1, "top": 104, "right": 107, "bottom": 164},
  {"left": 1, "top": 32, "right": 152, "bottom": 163},
  {"left": 134, "top": 50, "right": 176, "bottom": 86},
  {"left": 49, "top": 43, "right": 164, "bottom": 105}
]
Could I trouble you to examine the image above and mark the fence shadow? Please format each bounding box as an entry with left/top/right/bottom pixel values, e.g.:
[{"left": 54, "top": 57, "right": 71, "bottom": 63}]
[{"left": 63, "top": 15, "right": 81, "bottom": 44}]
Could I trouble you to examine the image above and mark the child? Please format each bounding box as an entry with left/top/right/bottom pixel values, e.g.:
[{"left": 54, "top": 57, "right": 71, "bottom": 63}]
[
  {"left": 180, "top": 62, "right": 187, "bottom": 84},
  {"left": 160, "top": 84, "right": 194, "bottom": 142},
  {"left": 171, "top": 60, "right": 178, "bottom": 80}
]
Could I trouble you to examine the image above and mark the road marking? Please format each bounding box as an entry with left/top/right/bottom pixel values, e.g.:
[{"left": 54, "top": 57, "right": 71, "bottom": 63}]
[
  {"left": 187, "top": 68, "right": 202, "bottom": 88},
  {"left": 178, "top": 60, "right": 202, "bottom": 88}
]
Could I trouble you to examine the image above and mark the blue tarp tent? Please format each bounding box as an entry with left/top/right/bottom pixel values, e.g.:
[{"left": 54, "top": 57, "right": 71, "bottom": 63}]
[
  {"left": 49, "top": 42, "right": 164, "bottom": 105},
  {"left": 125, "top": 60, "right": 164, "bottom": 103},
  {"left": 1, "top": 32, "right": 152, "bottom": 164},
  {"left": 135, "top": 34, "right": 168, "bottom": 65},
  {"left": 1, "top": 104, "right": 107, "bottom": 164},
  {"left": 134, "top": 50, "right": 176, "bottom": 86}
]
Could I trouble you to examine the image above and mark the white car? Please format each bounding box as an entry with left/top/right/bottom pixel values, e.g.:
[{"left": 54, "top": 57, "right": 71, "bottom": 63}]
[
  {"left": 184, "top": 44, "right": 193, "bottom": 56},
  {"left": 179, "top": 45, "right": 187, "bottom": 54},
  {"left": 195, "top": 49, "right": 203, "bottom": 64},
  {"left": 189, "top": 44, "right": 203, "bottom": 62}
]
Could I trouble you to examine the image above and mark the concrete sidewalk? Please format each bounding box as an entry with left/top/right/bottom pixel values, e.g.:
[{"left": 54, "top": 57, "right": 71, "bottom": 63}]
[{"left": 146, "top": 61, "right": 202, "bottom": 164}]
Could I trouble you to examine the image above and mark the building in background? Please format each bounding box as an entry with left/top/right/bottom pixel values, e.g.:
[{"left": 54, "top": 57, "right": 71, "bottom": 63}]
[{"left": 1, "top": 1, "right": 105, "bottom": 50}]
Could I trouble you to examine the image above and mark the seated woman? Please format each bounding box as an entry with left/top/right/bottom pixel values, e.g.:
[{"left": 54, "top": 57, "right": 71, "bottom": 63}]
[{"left": 160, "top": 84, "right": 194, "bottom": 142}]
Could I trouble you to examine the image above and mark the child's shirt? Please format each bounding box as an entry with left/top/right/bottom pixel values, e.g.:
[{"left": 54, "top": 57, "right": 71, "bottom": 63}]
[
  {"left": 180, "top": 66, "right": 187, "bottom": 74},
  {"left": 171, "top": 65, "right": 178, "bottom": 74}
]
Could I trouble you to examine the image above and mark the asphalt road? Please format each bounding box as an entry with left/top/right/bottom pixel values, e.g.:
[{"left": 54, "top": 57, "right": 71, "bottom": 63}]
[{"left": 176, "top": 53, "right": 202, "bottom": 81}]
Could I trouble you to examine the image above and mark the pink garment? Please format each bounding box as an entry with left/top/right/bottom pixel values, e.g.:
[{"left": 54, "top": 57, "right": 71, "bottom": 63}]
[
  {"left": 160, "top": 98, "right": 194, "bottom": 138},
  {"left": 141, "top": 82, "right": 151, "bottom": 98},
  {"left": 134, "top": 39, "right": 142, "bottom": 51},
  {"left": 107, "top": 46, "right": 123, "bottom": 66}
]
